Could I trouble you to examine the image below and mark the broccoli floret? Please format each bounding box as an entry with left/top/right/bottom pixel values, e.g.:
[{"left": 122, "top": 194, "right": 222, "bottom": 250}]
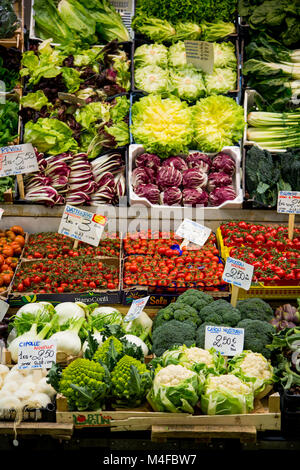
[
  {"left": 152, "top": 320, "right": 197, "bottom": 356},
  {"left": 110, "top": 355, "right": 152, "bottom": 407},
  {"left": 196, "top": 322, "right": 230, "bottom": 348},
  {"left": 237, "top": 298, "right": 273, "bottom": 323},
  {"left": 59, "top": 358, "right": 110, "bottom": 411},
  {"left": 176, "top": 289, "right": 214, "bottom": 312},
  {"left": 205, "top": 312, "right": 223, "bottom": 325},
  {"left": 237, "top": 319, "right": 276, "bottom": 359},
  {"left": 152, "top": 302, "right": 200, "bottom": 330},
  {"left": 199, "top": 299, "right": 241, "bottom": 327}
]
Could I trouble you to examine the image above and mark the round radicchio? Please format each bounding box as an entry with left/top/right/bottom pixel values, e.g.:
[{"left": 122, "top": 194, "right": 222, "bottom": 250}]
[
  {"left": 182, "top": 168, "right": 208, "bottom": 189},
  {"left": 132, "top": 167, "right": 155, "bottom": 188},
  {"left": 211, "top": 152, "right": 236, "bottom": 175},
  {"left": 207, "top": 172, "right": 233, "bottom": 192},
  {"left": 162, "top": 156, "right": 188, "bottom": 172},
  {"left": 186, "top": 152, "right": 212, "bottom": 173},
  {"left": 209, "top": 186, "right": 236, "bottom": 206},
  {"left": 182, "top": 188, "right": 208, "bottom": 206},
  {"left": 135, "top": 183, "right": 160, "bottom": 204},
  {"left": 135, "top": 153, "right": 161, "bottom": 172},
  {"left": 157, "top": 166, "right": 182, "bottom": 190},
  {"left": 160, "top": 187, "right": 182, "bottom": 206}
]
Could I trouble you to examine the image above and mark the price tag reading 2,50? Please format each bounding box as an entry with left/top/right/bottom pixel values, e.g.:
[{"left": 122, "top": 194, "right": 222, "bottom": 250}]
[
  {"left": 18, "top": 340, "right": 57, "bottom": 370},
  {"left": 58, "top": 205, "right": 107, "bottom": 247},
  {"left": 205, "top": 325, "right": 244, "bottom": 356},
  {"left": 222, "top": 257, "right": 254, "bottom": 291}
]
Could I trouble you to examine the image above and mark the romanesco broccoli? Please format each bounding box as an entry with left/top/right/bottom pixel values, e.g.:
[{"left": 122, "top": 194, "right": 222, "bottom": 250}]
[{"left": 92, "top": 336, "right": 123, "bottom": 370}]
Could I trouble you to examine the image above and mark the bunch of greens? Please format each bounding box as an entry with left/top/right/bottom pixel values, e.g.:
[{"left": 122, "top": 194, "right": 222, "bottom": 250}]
[
  {"left": 33, "top": 0, "right": 130, "bottom": 45},
  {"left": 238, "top": 0, "right": 300, "bottom": 47},
  {"left": 132, "top": 15, "right": 236, "bottom": 43},
  {"left": 0, "top": 100, "right": 19, "bottom": 147},
  {"left": 243, "top": 34, "right": 300, "bottom": 111},
  {"left": 135, "top": 0, "right": 237, "bottom": 24},
  {"left": 0, "top": 0, "right": 19, "bottom": 39},
  {"left": 134, "top": 41, "right": 237, "bottom": 101},
  {"left": 245, "top": 146, "right": 300, "bottom": 208}
]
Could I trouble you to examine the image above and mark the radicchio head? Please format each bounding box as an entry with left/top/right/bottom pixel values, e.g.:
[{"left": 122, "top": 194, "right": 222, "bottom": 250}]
[
  {"left": 135, "top": 153, "right": 161, "bottom": 172},
  {"left": 160, "top": 187, "right": 182, "bottom": 206},
  {"left": 182, "top": 188, "right": 209, "bottom": 206},
  {"left": 157, "top": 166, "right": 182, "bottom": 190},
  {"left": 135, "top": 183, "right": 160, "bottom": 204},
  {"left": 207, "top": 172, "right": 233, "bottom": 192},
  {"left": 209, "top": 185, "right": 236, "bottom": 206},
  {"left": 132, "top": 167, "right": 155, "bottom": 188},
  {"left": 186, "top": 152, "right": 212, "bottom": 173},
  {"left": 162, "top": 156, "right": 188, "bottom": 172},
  {"left": 182, "top": 168, "right": 208, "bottom": 189},
  {"left": 211, "top": 152, "right": 236, "bottom": 175}
]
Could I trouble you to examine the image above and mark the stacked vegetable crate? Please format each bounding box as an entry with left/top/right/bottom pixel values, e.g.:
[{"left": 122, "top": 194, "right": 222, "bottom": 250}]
[{"left": 0, "top": 0, "right": 24, "bottom": 51}]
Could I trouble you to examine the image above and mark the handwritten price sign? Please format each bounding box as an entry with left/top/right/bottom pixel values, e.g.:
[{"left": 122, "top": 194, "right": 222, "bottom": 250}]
[
  {"left": 222, "top": 257, "right": 254, "bottom": 291},
  {"left": 0, "top": 143, "right": 39, "bottom": 177},
  {"left": 184, "top": 41, "right": 214, "bottom": 74},
  {"left": 205, "top": 325, "right": 244, "bottom": 356},
  {"left": 123, "top": 296, "right": 150, "bottom": 322},
  {"left": 58, "top": 205, "right": 107, "bottom": 247},
  {"left": 18, "top": 340, "right": 56, "bottom": 370},
  {"left": 176, "top": 219, "right": 211, "bottom": 247},
  {"left": 277, "top": 191, "right": 300, "bottom": 215}
]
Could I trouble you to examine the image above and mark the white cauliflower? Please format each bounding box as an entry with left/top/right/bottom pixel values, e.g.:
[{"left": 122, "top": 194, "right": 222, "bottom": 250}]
[
  {"left": 240, "top": 352, "right": 273, "bottom": 381},
  {"left": 206, "top": 374, "right": 252, "bottom": 395},
  {"left": 154, "top": 364, "right": 196, "bottom": 387}
]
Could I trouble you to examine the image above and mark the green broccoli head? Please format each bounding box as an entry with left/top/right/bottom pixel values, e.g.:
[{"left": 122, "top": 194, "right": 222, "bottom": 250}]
[
  {"left": 111, "top": 355, "right": 152, "bottom": 406},
  {"left": 59, "top": 358, "right": 110, "bottom": 411},
  {"left": 153, "top": 302, "right": 200, "bottom": 330},
  {"left": 176, "top": 289, "right": 214, "bottom": 313},
  {"left": 237, "top": 319, "right": 276, "bottom": 359},
  {"left": 237, "top": 298, "right": 273, "bottom": 323},
  {"left": 199, "top": 299, "right": 241, "bottom": 327},
  {"left": 152, "top": 319, "right": 197, "bottom": 356}
]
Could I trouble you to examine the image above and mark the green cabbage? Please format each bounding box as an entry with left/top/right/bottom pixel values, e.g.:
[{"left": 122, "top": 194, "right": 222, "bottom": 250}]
[
  {"left": 200, "top": 374, "right": 254, "bottom": 415},
  {"left": 169, "top": 66, "right": 206, "bottom": 101},
  {"left": 192, "top": 95, "right": 245, "bottom": 152},
  {"left": 147, "top": 364, "right": 201, "bottom": 413},
  {"left": 24, "top": 118, "right": 79, "bottom": 154},
  {"left": 168, "top": 41, "right": 186, "bottom": 67},
  {"left": 227, "top": 351, "right": 275, "bottom": 397},
  {"left": 131, "top": 94, "right": 193, "bottom": 157},
  {"left": 20, "top": 91, "right": 50, "bottom": 111},
  {"left": 134, "top": 44, "right": 169, "bottom": 68},
  {"left": 135, "top": 66, "right": 170, "bottom": 94},
  {"left": 204, "top": 67, "right": 237, "bottom": 95},
  {"left": 214, "top": 42, "right": 237, "bottom": 68}
]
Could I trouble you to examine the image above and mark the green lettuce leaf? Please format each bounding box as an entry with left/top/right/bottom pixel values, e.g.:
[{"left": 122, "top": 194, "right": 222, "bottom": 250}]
[
  {"left": 213, "top": 42, "right": 237, "bottom": 68},
  {"left": 61, "top": 67, "right": 82, "bottom": 93},
  {"left": 169, "top": 66, "right": 206, "bottom": 101},
  {"left": 57, "top": 0, "right": 97, "bottom": 42},
  {"left": 24, "top": 118, "right": 79, "bottom": 154},
  {"left": 20, "top": 91, "right": 50, "bottom": 111},
  {"left": 168, "top": 41, "right": 186, "bottom": 68},
  {"left": 75, "top": 101, "right": 110, "bottom": 128},
  {"left": 204, "top": 67, "right": 237, "bottom": 95},
  {"left": 33, "top": 0, "right": 74, "bottom": 43},
  {"left": 109, "top": 96, "right": 130, "bottom": 122}
]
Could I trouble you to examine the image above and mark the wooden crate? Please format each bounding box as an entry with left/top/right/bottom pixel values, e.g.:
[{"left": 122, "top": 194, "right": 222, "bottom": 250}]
[
  {"left": 56, "top": 393, "right": 281, "bottom": 442},
  {"left": 0, "top": 0, "right": 24, "bottom": 51}
]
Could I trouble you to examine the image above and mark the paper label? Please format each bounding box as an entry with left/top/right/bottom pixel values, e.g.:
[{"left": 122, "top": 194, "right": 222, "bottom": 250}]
[
  {"left": 277, "top": 191, "right": 300, "bottom": 214},
  {"left": 205, "top": 325, "right": 244, "bottom": 356},
  {"left": 58, "top": 92, "right": 86, "bottom": 106},
  {"left": 0, "top": 143, "right": 39, "bottom": 177},
  {"left": 123, "top": 296, "right": 150, "bottom": 322},
  {"left": 176, "top": 219, "right": 211, "bottom": 247},
  {"left": 184, "top": 41, "right": 214, "bottom": 74},
  {"left": 0, "top": 208, "right": 4, "bottom": 220},
  {"left": 222, "top": 257, "right": 254, "bottom": 291},
  {"left": 109, "top": 0, "right": 132, "bottom": 11},
  {"left": 58, "top": 205, "right": 107, "bottom": 247},
  {"left": 18, "top": 339, "right": 57, "bottom": 370},
  {"left": 0, "top": 299, "right": 9, "bottom": 322}
]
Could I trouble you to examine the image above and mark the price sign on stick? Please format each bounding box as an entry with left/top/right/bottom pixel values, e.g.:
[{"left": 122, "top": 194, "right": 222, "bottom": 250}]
[
  {"left": 0, "top": 299, "right": 9, "bottom": 322},
  {"left": 184, "top": 41, "right": 214, "bottom": 74},
  {"left": 277, "top": 191, "right": 300, "bottom": 240},
  {"left": 205, "top": 325, "right": 244, "bottom": 356},
  {"left": 123, "top": 296, "right": 150, "bottom": 322},
  {"left": 0, "top": 144, "right": 38, "bottom": 177},
  {"left": 222, "top": 257, "right": 254, "bottom": 307},
  {"left": 58, "top": 205, "right": 107, "bottom": 247},
  {"left": 176, "top": 219, "right": 211, "bottom": 249},
  {"left": 18, "top": 339, "right": 57, "bottom": 370}
]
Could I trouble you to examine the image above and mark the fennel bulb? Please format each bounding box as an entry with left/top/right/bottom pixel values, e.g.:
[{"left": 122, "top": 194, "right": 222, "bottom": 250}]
[
  {"left": 15, "top": 302, "right": 54, "bottom": 317},
  {"left": 54, "top": 302, "right": 86, "bottom": 325},
  {"left": 49, "top": 317, "right": 85, "bottom": 356},
  {"left": 82, "top": 331, "right": 104, "bottom": 354},
  {"left": 122, "top": 334, "right": 149, "bottom": 356}
]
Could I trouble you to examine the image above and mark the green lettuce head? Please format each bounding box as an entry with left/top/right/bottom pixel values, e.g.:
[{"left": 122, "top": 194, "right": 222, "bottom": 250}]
[
  {"left": 24, "top": 118, "right": 79, "bottom": 154},
  {"left": 20, "top": 91, "right": 50, "bottom": 111},
  {"left": 147, "top": 364, "right": 201, "bottom": 413},
  {"left": 213, "top": 42, "right": 237, "bottom": 69},
  {"left": 200, "top": 373, "right": 254, "bottom": 415},
  {"left": 168, "top": 41, "right": 186, "bottom": 68},
  {"left": 204, "top": 67, "right": 237, "bottom": 95},
  {"left": 75, "top": 101, "right": 110, "bottom": 129},
  {"left": 169, "top": 66, "right": 206, "bottom": 101},
  {"left": 131, "top": 94, "right": 193, "bottom": 157},
  {"left": 134, "top": 43, "right": 169, "bottom": 68},
  {"left": 135, "top": 66, "right": 170, "bottom": 94},
  {"left": 227, "top": 351, "right": 275, "bottom": 399}
]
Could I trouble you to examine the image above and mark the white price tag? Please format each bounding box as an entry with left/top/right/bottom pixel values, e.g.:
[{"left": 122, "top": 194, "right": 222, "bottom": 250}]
[
  {"left": 0, "top": 144, "right": 39, "bottom": 177},
  {"left": 58, "top": 205, "right": 107, "bottom": 247},
  {"left": 176, "top": 219, "right": 211, "bottom": 247},
  {"left": 109, "top": 0, "right": 132, "bottom": 11},
  {"left": 123, "top": 296, "right": 150, "bottom": 323},
  {"left": 0, "top": 208, "right": 4, "bottom": 220},
  {"left": 205, "top": 325, "right": 244, "bottom": 356},
  {"left": 0, "top": 299, "right": 9, "bottom": 322},
  {"left": 277, "top": 191, "right": 300, "bottom": 214},
  {"left": 184, "top": 41, "right": 214, "bottom": 74},
  {"left": 222, "top": 257, "right": 254, "bottom": 291},
  {"left": 18, "top": 339, "right": 57, "bottom": 370}
]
